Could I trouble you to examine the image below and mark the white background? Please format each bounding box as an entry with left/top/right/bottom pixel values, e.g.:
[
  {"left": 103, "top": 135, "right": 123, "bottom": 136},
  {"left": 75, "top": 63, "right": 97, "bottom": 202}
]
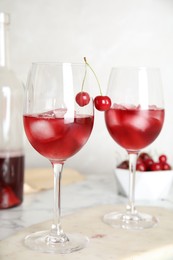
[{"left": 0, "top": 0, "right": 173, "bottom": 176}]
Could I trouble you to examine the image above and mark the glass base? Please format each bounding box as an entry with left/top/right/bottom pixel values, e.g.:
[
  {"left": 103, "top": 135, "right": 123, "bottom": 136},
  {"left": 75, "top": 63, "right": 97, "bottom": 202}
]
[
  {"left": 103, "top": 211, "right": 158, "bottom": 230},
  {"left": 24, "top": 230, "right": 89, "bottom": 254}
]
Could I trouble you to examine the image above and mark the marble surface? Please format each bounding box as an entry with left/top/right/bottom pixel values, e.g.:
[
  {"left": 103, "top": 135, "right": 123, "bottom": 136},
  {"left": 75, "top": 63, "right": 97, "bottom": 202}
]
[
  {"left": 2, "top": 205, "right": 173, "bottom": 260},
  {"left": 1, "top": 169, "right": 173, "bottom": 243}
]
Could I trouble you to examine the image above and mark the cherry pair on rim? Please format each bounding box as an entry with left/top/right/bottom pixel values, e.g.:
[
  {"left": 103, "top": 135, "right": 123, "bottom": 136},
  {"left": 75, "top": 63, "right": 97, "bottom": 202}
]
[
  {"left": 76, "top": 92, "right": 111, "bottom": 111},
  {"left": 75, "top": 58, "right": 111, "bottom": 111}
]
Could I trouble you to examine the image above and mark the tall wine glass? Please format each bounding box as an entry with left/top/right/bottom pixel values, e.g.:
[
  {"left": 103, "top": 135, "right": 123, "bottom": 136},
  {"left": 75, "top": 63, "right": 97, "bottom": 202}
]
[
  {"left": 23, "top": 62, "right": 94, "bottom": 253},
  {"left": 103, "top": 67, "right": 164, "bottom": 230}
]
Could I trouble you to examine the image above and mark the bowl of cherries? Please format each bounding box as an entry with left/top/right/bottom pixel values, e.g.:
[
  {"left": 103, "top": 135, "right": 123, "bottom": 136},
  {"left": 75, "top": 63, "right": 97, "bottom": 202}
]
[{"left": 115, "top": 152, "right": 173, "bottom": 200}]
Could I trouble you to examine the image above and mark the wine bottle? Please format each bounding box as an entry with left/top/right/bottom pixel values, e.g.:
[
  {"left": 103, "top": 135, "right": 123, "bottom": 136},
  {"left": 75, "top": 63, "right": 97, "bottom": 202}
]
[{"left": 0, "top": 12, "right": 25, "bottom": 209}]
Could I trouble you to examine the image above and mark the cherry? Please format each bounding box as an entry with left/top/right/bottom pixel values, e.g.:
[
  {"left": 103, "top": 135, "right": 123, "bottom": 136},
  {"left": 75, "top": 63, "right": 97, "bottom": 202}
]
[
  {"left": 162, "top": 162, "right": 171, "bottom": 170},
  {"left": 159, "top": 154, "right": 167, "bottom": 164},
  {"left": 144, "top": 158, "right": 154, "bottom": 171},
  {"left": 117, "top": 160, "right": 129, "bottom": 169},
  {"left": 137, "top": 157, "right": 143, "bottom": 164},
  {"left": 75, "top": 58, "right": 90, "bottom": 107},
  {"left": 117, "top": 153, "right": 172, "bottom": 172},
  {"left": 94, "top": 95, "right": 111, "bottom": 111},
  {"left": 75, "top": 91, "right": 90, "bottom": 107},
  {"left": 139, "top": 152, "right": 151, "bottom": 161},
  {"left": 75, "top": 57, "right": 112, "bottom": 111},
  {"left": 84, "top": 58, "right": 111, "bottom": 111},
  {"left": 151, "top": 162, "right": 162, "bottom": 171},
  {"left": 136, "top": 162, "right": 147, "bottom": 171}
]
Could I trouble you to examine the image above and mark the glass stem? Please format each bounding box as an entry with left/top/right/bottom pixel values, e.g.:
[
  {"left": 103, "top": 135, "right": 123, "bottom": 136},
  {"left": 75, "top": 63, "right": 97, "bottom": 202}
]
[
  {"left": 48, "top": 162, "right": 68, "bottom": 243},
  {"left": 126, "top": 152, "right": 139, "bottom": 215}
]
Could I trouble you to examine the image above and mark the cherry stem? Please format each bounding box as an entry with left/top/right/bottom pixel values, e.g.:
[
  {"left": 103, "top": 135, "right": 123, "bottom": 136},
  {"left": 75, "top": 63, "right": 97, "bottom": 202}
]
[
  {"left": 84, "top": 57, "right": 103, "bottom": 96},
  {"left": 81, "top": 60, "right": 87, "bottom": 92}
]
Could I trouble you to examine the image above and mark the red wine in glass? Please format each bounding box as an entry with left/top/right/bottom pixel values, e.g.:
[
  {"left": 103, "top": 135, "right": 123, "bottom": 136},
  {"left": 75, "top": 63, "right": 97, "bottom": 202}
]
[
  {"left": 103, "top": 67, "right": 165, "bottom": 230},
  {"left": 23, "top": 110, "right": 94, "bottom": 161},
  {"left": 105, "top": 106, "right": 164, "bottom": 151},
  {"left": 23, "top": 62, "right": 94, "bottom": 253}
]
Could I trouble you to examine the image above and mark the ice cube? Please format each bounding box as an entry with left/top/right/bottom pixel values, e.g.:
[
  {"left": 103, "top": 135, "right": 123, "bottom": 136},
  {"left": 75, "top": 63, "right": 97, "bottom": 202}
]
[
  {"left": 148, "top": 105, "right": 158, "bottom": 110},
  {"left": 31, "top": 120, "right": 56, "bottom": 142},
  {"left": 113, "top": 103, "right": 137, "bottom": 110},
  {"left": 39, "top": 110, "right": 55, "bottom": 118},
  {"left": 53, "top": 108, "right": 67, "bottom": 118},
  {"left": 112, "top": 103, "right": 127, "bottom": 109},
  {"left": 39, "top": 108, "right": 67, "bottom": 118},
  {"left": 133, "top": 117, "right": 149, "bottom": 129}
]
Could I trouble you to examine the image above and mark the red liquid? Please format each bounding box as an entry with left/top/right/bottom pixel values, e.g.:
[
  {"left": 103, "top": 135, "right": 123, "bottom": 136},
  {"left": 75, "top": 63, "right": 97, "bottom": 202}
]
[
  {"left": 23, "top": 110, "right": 94, "bottom": 161},
  {"left": 0, "top": 155, "right": 24, "bottom": 209},
  {"left": 105, "top": 106, "right": 164, "bottom": 151}
]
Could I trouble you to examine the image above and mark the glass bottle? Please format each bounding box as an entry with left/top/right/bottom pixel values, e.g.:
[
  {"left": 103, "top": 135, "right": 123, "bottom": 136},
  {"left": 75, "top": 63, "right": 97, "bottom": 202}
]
[{"left": 0, "top": 12, "right": 25, "bottom": 209}]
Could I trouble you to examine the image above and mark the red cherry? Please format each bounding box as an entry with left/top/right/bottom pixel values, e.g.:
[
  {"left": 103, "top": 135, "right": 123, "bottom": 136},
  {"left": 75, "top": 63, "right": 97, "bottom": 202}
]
[
  {"left": 139, "top": 152, "right": 151, "bottom": 161},
  {"left": 162, "top": 162, "right": 171, "bottom": 170},
  {"left": 75, "top": 91, "right": 90, "bottom": 107},
  {"left": 136, "top": 162, "right": 147, "bottom": 171},
  {"left": 151, "top": 162, "right": 162, "bottom": 171},
  {"left": 117, "top": 160, "right": 129, "bottom": 169},
  {"left": 159, "top": 154, "right": 167, "bottom": 164},
  {"left": 144, "top": 158, "right": 154, "bottom": 171},
  {"left": 137, "top": 157, "right": 143, "bottom": 164},
  {"left": 94, "top": 95, "right": 111, "bottom": 111}
]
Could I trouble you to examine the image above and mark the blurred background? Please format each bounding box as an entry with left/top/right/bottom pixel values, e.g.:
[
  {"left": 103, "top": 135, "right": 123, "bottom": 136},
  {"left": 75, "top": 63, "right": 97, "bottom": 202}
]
[{"left": 0, "top": 0, "right": 173, "bottom": 176}]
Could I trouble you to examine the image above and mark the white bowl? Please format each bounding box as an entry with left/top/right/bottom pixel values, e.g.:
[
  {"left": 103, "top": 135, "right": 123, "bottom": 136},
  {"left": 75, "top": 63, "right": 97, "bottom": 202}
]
[{"left": 114, "top": 168, "right": 173, "bottom": 200}]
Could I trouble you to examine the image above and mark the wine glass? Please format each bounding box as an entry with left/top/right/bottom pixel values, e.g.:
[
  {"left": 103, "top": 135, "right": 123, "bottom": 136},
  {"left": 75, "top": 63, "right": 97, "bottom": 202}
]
[
  {"left": 23, "top": 62, "right": 94, "bottom": 253},
  {"left": 103, "top": 67, "right": 165, "bottom": 230}
]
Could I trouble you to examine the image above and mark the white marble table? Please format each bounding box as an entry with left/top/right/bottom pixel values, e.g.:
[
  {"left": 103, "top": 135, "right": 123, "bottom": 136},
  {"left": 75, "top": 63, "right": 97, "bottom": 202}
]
[{"left": 1, "top": 170, "right": 173, "bottom": 241}]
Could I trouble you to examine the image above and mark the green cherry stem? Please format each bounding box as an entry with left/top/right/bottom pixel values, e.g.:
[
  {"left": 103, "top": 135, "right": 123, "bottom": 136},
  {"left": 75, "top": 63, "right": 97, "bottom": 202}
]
[
  {"left": 81, "top": 59, "right": 87, "bottom": 92},
  {"left": 84, "top": 57, "right": 103, "bottom": 96}
]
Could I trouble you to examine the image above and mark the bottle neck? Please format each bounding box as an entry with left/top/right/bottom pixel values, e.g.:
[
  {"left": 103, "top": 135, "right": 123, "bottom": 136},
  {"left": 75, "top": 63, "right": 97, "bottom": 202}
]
[{"left": 0, "top": 12, "right": 10, "bottom": 68}]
